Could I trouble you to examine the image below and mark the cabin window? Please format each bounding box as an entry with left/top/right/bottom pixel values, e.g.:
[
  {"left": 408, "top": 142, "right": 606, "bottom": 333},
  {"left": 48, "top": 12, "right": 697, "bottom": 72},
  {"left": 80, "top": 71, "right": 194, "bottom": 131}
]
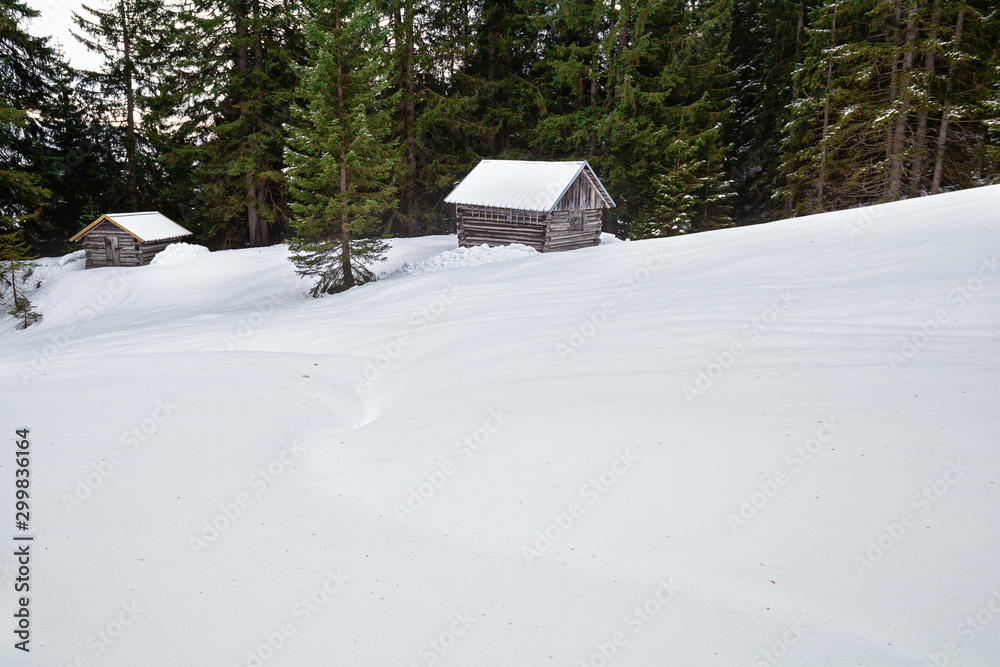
[{"left": 569, "top": 210, "right": 584, "bottom": 232}]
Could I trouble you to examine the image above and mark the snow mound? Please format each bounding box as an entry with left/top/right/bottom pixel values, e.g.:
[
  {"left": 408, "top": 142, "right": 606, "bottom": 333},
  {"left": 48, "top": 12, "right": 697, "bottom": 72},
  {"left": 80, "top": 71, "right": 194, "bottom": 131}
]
[
  {"left": 150, "top": 242, "right": 210, "bottom": 266},
  {"left": 57, "top": 249, "right": 85, "bottom": 266},
  {"left": 390, "top": 242, "right": 537, "bottom": 276},
  {"left": 599, "top": 232, "right": 624, "bottom": 244}
]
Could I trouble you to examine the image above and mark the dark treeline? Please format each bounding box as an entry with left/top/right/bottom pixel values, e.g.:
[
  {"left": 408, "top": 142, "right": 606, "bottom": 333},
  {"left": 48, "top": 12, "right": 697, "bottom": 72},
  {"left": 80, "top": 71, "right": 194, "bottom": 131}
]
[{"left": 3, "top": 0, "right": 999, "bottom": 259}]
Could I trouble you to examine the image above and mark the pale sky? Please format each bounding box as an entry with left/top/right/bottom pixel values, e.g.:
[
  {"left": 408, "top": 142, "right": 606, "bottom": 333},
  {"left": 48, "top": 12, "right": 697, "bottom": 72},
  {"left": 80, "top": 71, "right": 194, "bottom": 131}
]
[{"left": 26, "top": 0, "right": 105, "bottom": 71}]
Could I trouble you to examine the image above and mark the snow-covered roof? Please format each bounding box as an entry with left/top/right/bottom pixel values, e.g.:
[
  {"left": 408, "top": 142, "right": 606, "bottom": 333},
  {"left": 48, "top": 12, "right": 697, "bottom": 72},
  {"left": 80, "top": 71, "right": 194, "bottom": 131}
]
[
  {"left": 444, "top": 160, "right": 616, "bottom": 212},
  {"left": 71, "top": 211, "right": 193, "bottom": 243}
]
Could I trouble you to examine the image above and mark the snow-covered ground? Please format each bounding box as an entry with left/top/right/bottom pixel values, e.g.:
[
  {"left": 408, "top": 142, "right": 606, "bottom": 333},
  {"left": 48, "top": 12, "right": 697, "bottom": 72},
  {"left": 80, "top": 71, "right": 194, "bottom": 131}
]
[{"left": 1, "top": 187, "right": 999, "bottom": 666}]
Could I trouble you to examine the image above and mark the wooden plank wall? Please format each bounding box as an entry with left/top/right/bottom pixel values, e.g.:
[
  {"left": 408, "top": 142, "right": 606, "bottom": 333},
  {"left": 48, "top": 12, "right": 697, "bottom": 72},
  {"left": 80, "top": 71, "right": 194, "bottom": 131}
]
[
  {"left": 81, "top": 221, "right": 142, "bottom": 268},
  {"left": 139, "top": 239, "right": 181, "bottom": 264},
  {"left": 547, "top": 209, "right": 603, "bottom": 251},
  {"left": 80, "top": 220, "right": 184, "bottom": 268},
  {"left": 457, "top": 206, "right": 548, "bottom": 251},
  {"left": 554, "top": 172, "right": 604, "bottom": 211}
]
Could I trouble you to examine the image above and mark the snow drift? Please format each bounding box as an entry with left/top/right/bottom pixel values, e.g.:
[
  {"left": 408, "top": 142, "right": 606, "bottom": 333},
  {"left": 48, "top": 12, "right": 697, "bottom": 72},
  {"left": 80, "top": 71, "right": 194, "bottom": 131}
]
[{"left": 1, "top": 186, "right": 999, "bottom": 666}]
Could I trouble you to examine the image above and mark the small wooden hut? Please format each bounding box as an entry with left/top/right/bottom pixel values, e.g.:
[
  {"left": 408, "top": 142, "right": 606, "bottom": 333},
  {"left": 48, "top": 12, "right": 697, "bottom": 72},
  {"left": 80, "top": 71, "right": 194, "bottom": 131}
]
[
  {"left": 444, "top": 160, "right": 616, "bottom": 252},
  {"left": 70, "top": 212, "right": 192, "bottom": 269}
]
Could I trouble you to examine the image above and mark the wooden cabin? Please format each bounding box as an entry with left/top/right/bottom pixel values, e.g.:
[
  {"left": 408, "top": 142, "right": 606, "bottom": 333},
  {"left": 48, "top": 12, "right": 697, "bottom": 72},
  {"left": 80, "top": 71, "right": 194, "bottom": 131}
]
[
  {"left": 70, "top": 212, "right": 192, "bottom": 269},
  {"left": 444, "top": 160, "right": 616, "bottom": 252}
]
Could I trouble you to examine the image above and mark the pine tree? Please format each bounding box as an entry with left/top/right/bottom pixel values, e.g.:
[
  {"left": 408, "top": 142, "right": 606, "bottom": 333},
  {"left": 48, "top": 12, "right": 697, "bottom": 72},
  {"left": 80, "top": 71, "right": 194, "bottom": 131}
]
[
  {"left": 30, "top": 63, "right": 125, "bottom": 255},
  {"left": 776, "top": 0, "right": 897, "bottom": 212},
  {"left": 0, "top": 0, "right": 58, "bottom": 237},
  {"left": 402, "top": 0, "right": 489, "bottom": 236},
  {"left": 157, "top": 0, "right": 304, "bottom": 248},
  {"left": 645, "top": 123, "right": 733, "bottom": 237},
  {"left": 532, "top": 0, "right": 609, "bottom": 158},
  {"left": 777, "top": 0, "right": 999, "bottom": 213},
  {"left": 72, "top": 0, "right": 169, "bottom": 212},
  {"left": 592, "top": 0, "right": 734, "bottom": 238},
  {"left": 286, "top": 0, "right": 398, "bottom": 296},
  {"left": 727, "top": 0, "right": 818, "bottom": 224},
  {"left": 0, "top": 233, "right": 40, "bottom": 328}
]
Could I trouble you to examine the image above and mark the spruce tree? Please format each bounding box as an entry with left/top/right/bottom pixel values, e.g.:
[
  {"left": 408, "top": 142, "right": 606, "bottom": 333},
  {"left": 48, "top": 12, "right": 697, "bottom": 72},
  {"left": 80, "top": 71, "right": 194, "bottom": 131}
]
[
  {"left": 592, "top": 0, "right": 734, "bottom": 238},
  {"left": 72, "top": 0, "right": 169, "bottom": 212},
  {"left": 0, "top": 233, "right": 40, "bottom": 328},
  {"left": 32, "top": 63, "right": 125, "bottom": 255},
  {"left": 286, "top": 0, "right": 398, "bottom": 296},
  {"left": 776, "top": 0, "right": 999, "bottom": 213},
  {"left": 156, "top": 0, "right": 303, "bottom": 248},
  {"left": 0, "top": 0, "right": 58, "bottom": 238}
]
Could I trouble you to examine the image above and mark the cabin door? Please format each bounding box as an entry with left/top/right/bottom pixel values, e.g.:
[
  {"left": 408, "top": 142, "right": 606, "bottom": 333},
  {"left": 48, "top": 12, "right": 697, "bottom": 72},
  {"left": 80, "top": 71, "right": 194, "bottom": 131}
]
[{"left": 104, "top": 236, "right": 120, "bottom": 266}]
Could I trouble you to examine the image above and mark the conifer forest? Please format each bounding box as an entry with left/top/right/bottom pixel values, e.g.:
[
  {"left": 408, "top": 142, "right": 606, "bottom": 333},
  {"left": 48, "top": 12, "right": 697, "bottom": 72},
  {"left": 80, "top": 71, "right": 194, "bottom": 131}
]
[{"left": 3, "top": 0, "right": 999, "bottom": 257}]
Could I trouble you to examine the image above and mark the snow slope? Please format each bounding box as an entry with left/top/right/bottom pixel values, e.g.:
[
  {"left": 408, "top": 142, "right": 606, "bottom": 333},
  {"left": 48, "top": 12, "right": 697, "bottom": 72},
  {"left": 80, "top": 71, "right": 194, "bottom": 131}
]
[{"left": 1, "top": 189, "right": 999, "bottom": 667}]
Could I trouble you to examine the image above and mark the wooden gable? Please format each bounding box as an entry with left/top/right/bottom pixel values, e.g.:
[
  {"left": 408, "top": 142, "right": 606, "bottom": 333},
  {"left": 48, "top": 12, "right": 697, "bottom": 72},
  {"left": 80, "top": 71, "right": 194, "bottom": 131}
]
[{"left": 554, "top": 169, "right": 611, "bottom": 211}]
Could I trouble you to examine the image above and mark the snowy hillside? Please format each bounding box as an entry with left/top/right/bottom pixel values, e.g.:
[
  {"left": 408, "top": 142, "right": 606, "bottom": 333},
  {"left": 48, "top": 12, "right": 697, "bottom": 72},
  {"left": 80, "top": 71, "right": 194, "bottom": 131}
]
[{"left": 2, "top": 186, "right": 999, "bottom": 666}]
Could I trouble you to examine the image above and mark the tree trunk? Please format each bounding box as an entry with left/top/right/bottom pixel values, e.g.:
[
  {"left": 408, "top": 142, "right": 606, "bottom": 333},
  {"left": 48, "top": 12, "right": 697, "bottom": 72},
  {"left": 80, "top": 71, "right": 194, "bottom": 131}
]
[
  {"left": 818, "top": 14, "right": 836, "bottom": 208},
  {"left": 235, "top": 0, "right": 263, "bottom": 247},
  {"left": 405, "top": 0, "right": 417, "bottom": 236},
  {"left": 588, "top": 0, "right": 601, "bottom": 154},
  {"left": 884, "top": 0, "right": 902, "bottom": 194},
  {"left": 335, "top": 1, "right": 354, "bottom": 288},
  {"left": 486, "top": 5, "right": 497, "bottom": 156},
  {"left": 908, "top": 0, "right": 941, "bottom": 198},
  {"left": 119, "top": 0, "right": 137, "bottom": 211},
  {"left": 791, "top": 0, "right": 805, "bottom": 98},
  {"left": 784, "top": 1, "right": 807, "bottom": 214},
  {"left": 931, "top": 9, "right": 964, "bottom": 195},
  {"left": 886, "top": 0, "right": 917, "bottom": 201},
  {"left": 246, "top": 0, "right": 269, "bottom": 246},
  {"left": 614, "top": 0, "right": 630, "bottom": 100}
]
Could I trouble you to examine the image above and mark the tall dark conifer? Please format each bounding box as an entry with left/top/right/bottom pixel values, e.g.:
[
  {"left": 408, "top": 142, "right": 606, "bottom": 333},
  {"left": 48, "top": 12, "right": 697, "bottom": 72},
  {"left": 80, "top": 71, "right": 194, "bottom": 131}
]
[
  {"left": 0, "top": 0, "right": 58, "bottom": 235},
  {"left": 158, "top": 0, "right": 303, "bottom": 248}
]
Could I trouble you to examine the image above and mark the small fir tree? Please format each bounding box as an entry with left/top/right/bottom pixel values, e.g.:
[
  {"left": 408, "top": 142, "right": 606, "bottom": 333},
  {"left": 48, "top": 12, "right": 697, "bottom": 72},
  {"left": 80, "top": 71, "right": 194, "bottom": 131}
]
[
  {"left": 286, "top": 0, "right": 398, "bottom": 296},
  {"left": 0, "top": 234, "right": 40, "bottom": 328}
]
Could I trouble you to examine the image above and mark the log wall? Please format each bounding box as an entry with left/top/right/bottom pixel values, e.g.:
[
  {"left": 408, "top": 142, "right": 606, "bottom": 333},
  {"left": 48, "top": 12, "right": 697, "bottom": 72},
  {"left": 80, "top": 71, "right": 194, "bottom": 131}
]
[
  {"left": 80, "top": 220, "right": 183, "bottom": 268},
  {"left": 456, "top": 206, "right": 602, "bottom": 252},
  {"left": 457, "top": 206, "right": 548, "bottom": 251},
  {"left": 81, "top": 221, "right": 142, "bottom": 268},
  {"left": 547, "top": 209, "right": 603, "bottom": 251},
  {"left": 139, "top": 238, "right": 180, "bottom": 264}
]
